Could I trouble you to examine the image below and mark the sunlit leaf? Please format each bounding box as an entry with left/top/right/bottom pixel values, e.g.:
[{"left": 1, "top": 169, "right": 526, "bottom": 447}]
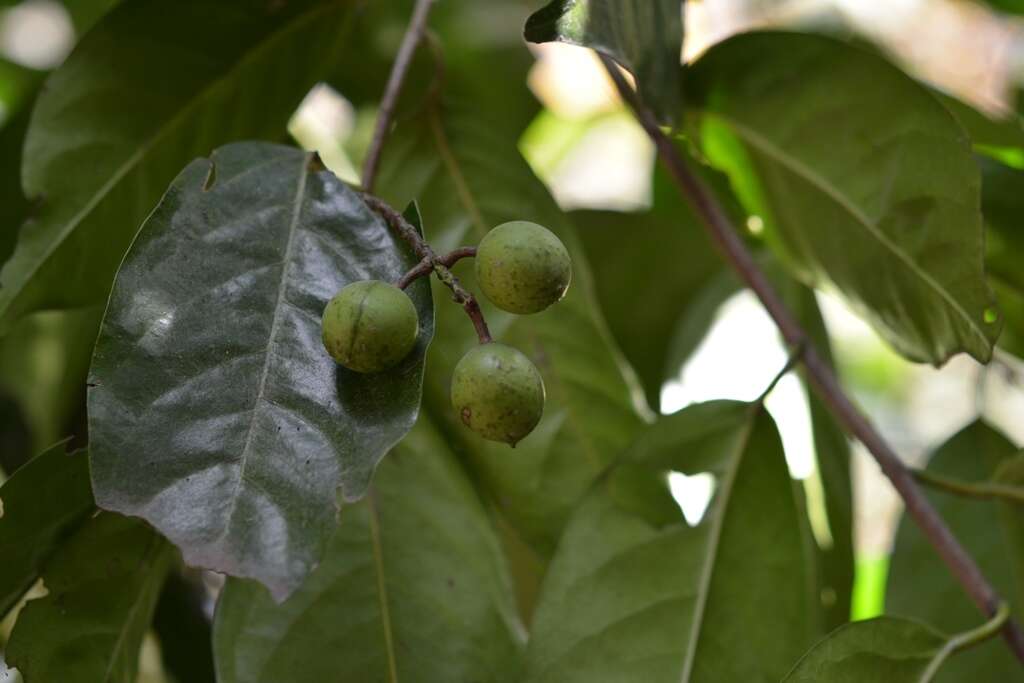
[
  {"left": 89, "top": 143, "right": 433, "bottom": 600},
  {"left": 0, "top": 443, "right": 93, "bottom": 618},
  {"left": 6, "top": 513, "right": 173, "bottom": 683},
  {"left": 213, "top": 415, "right": 524, "bottom": 682},
  {"left": 524, "top": 0, "right": 683, "bottom": 126},
  {"left": 686, "top": 31, "right": 999, "bottom": 365},
  {"left": 888, "top": 421, "right": 1024, "bottom": 681},
  {"left": 0, "top": 0, "right": 359, "bottom": 331},
  {"left": 524, "top": 401, "right": 817, "bottom": 682}
]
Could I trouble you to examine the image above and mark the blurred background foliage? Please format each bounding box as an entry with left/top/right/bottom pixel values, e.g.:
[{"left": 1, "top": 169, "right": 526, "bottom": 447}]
[{"left": 0, "top": 0, "right": 1023, "bottom": 680}]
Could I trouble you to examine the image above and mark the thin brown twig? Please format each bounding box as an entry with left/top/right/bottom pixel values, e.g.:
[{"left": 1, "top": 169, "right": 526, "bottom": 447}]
[
  {"left": 396, "top": 247, "right": 477, "bottom": 289},
  {"left": 361, "top": 0, "right": 437, "bottom": 193},
  {"left": 361, "top": 194, "right": 492, "bottom": 344},
  {"left": 598, "top": 53, "right": 1024, "bottom": 664}
]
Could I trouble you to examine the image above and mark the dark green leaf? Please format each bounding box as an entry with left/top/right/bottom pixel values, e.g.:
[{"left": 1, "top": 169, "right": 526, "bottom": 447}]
[
  {"left": 377, "top": 99, "right": 644, "bottom": 555},
  {"left": 153, "top": 572, "right": 215, "bottom": 683},
  {"left": 524, "top": 401, "right": 817, "bottom": 682},
  {"left": 524, "top": 0, "right": 682, "bottom": 126},
  {"left": 0, "top": 60, "right": 44, "bottom": 266},
  {"left": 0, "top": 443, "right": 93, "bottom": 618},
  {"left": 995, "top": 456, "right": 1024, "bottom": 614},
  {"left": 888, "top": 421, "right": 1023, "bottom": 681},
  {"left": 686, "top": 31, "right": 999, "bottom": 365},
  {"left": 982, "top": 159, "right": 1024, "bottom": 357},
  {"left": 980, "top": 0, "right": 1024, "bottom": 15},
  {"left": 6, "top": 513, "right": 173, "bottom": 683},
  {"left": 782, "top": 617, "right": 959, "bottom": 682},
  {"left": 573, "top": 163, "right": 735, "bottom": 410},
  {"left": 213, "top": 415, "right": 524, "bottom": 682},
  {"left": 0, "top": 0, "right": 359, "bottom": 330},
  {"left": 89, "top": 143, "right": 433, "bottom": 600}
]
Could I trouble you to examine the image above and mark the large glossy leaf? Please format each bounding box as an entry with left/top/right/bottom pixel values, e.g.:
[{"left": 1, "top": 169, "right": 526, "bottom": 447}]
[
  {"left": 686, "top": 31, "right": 999, "bottom": 365},
  {"left": 782, "top": 617, "right": 965, "bottom": 682},
  {"left": 213, "top": 414, "right": 524, "bottom": 682},
  {"left": 376, "top": 97, "right": 644, "bottom": 555},
  {"left": 6, "top": 513, "right": 173, "bottom": 683},
  {"left": 524, "top": 401, "right": 817, "bottom": 682},
  {"left": 89, "top": 143, "right": 434, "bottom": 600},
  {"left": 0, "top": 0, "right": 359, "bottom": 331},
  {"left": 0, "top": 443, "right": 93, "bottom": 618},
  {"left": 888, "top": 421, "right": 1023, "bottom": 681},
  {"left": 524, "top": 0, "right": 682, "bottom": 125}
]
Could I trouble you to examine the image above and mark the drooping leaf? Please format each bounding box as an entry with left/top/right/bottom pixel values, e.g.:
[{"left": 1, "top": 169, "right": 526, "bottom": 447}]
[
  {"left": 782, "top": 617, "right": 965, "bottom": 682},
  {"left": 524, "top": 401, "right": 817, "bottom": 682},
  {"left": 0, "top": 443, "right": 93, "bottom": 618},
  {"left": 524, "top": 0, "right": 683, "bottom": 126},
  {"left": 377, "top": 97, "right": 644, "bottom": 555},
  {"left": 88, "top": 142, "right": 433, "bottom": 600},
  {"left": 686, "top": 31, "right": 999, "bottom": 365},
  {"left": 573, "top": 162, "right": 737, "bottom": 410},
  {"left": 6, "top": 513, "right": 173, "bottom": 683},
  {"left": 0, "top": 0, "right": 359, "bottom": 331},
  {"left": 888, "top": 421, "right": 1023, "bottom": 681},
  {"left": 213, "top": 414, "right": 524, "bottom": 682}
]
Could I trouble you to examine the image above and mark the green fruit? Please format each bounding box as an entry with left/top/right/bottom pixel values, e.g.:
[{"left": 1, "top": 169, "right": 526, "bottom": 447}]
[
  {"left": 321, "top": 280, "right": 419, "bottom": 373},
  {"left": 475, "top": 221, "right": 571, "bottom": 314},
  {"left": 450, "top": 342, "right": 545, "bottom": 446}
]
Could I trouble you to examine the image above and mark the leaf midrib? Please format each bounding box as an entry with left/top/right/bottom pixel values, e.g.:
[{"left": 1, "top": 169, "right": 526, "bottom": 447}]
[
  {"left": 716, "top": 114, "right": 990, "bottom": 350},
  {"left": 679, "top": 408, "right": 758, "bottom": 681},
  {"left": 0, "top": 1, "right": 339, "bottom": 318},
  {"left": 222, "top": 153, "right": 310, "bottom": 539}
]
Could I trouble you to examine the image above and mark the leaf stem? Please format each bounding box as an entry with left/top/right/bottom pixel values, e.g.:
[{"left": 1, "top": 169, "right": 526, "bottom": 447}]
[
  {"left": 912, "top": 468, "right": 1024, "bottom": 505},
  {"left": 361, "top": 0, "right": 437, "bottom": 193},
  {"left": 396, "top": 247, "right": 477, "bottom": 289},
  {"left": 598, "top": 53, "right": 1024, "bottom": 664},
  {"left": 756, "top": 340, "right": 807, "bottom": 404},
  {"left": 361, "top": 194, "right": 492, "bottom": 344},
  {"left": 924, "top": 602, "right": 1011, "bottom": 681}
]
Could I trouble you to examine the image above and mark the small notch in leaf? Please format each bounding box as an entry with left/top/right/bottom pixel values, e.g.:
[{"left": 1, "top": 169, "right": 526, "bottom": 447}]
[{"left": 202, "top": 160, "right": 217, "bottom": 192}]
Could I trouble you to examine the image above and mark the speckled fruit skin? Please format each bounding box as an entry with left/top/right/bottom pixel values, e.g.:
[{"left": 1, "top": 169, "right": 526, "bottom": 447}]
[
  {"left": 450, "top": 342, "right": 545, "bottom": 446},
  {"left": 475, "top": 221, "right": 572, "bottom": 314},
  {"left": 321, "top": 280, "right": 419, "bottom": 373}
]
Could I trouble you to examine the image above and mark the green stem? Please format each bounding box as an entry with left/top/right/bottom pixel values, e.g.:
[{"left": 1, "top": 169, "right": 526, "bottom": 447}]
[
  {"left": 912, "top": 469, "right": 1024, "bottom": 505},
  {"left": 923, "top": 603, "right": 1011, "bottom": 681}
]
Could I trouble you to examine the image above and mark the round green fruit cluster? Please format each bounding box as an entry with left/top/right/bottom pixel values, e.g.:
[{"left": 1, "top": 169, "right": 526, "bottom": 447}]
[
  {"left": 320, "top": 220, "right": 571, "bottom": 447},
  {"left": 321, "top": 280, "right": 419, "bottom": 374},
  {"left": 475, "top": 221, "right": 572, "bottom": 314},
  {"left": 450, "top": 342, "right": 544, "bottom": 447}
]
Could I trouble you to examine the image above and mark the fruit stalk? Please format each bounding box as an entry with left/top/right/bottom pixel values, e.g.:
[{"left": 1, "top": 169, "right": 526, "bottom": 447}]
[
  {"left": 598, "top": 54, "right": 1024, "bottom": 664},
  {"left": 362, "top": 193, "right": 492, "bottom": 344}
]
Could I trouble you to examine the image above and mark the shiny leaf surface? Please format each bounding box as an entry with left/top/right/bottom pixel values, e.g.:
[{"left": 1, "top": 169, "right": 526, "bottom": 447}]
[{"left": 89, "top": 143, "right": 433, "bottom": 600}]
